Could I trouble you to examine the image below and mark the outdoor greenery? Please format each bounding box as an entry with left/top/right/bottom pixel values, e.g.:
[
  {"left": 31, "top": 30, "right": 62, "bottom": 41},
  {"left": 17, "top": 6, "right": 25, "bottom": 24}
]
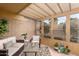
[{"left": 0, "top": 18, "right": 8, "bottom": 38}]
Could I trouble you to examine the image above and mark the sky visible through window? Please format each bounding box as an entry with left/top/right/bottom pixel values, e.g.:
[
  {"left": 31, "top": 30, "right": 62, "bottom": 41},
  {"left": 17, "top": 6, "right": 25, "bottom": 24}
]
[
  {"left": 57, "top": 16, "right": 66, "bottom": 24},
  {"left": 70, "top": 13, "right": 79, "bottom": 19},
  {"left": 43, "top": 19, "right": 50, "bottom": 24}
]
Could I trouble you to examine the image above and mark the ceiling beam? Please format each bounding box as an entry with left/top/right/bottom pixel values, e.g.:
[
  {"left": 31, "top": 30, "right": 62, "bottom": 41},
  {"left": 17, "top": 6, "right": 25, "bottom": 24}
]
[
  {"left": 20, "top": 14, "right": 37, "bottom": 21},
  {"left": 34, "top": 4, "right": 51, "bottom": 17},
  {"left": 21, "top": 14, "right": 41, "bottom": 21},
  {"left": 57, "top": 3, "right": 63, "bottom": 13},
  {"left": 23, "top": 13, "right": 39, "bottom": 19},
  {"left": 16, "top": 3, "right": 31, "bottom": 14},
  {"left": 45, "top": 3, "right": 57, "bottom": 15},
  {"left": 51, "top": 7, "right": 79, "bottom": 18},
  {"left": 69, "top": 3, "right": 71, "bottom": 11},
  {"left": 29, "top": 6, "right": 46, "bottom": 18}
]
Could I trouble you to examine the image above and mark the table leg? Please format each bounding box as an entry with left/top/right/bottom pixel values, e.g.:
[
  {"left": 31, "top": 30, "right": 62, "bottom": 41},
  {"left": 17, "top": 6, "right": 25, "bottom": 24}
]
[
  {"left": 24, "top": 52, "right": 27, "bottom": 56},
  {"left": 35, "top": 52, "right": 37, "bottom": 56}
]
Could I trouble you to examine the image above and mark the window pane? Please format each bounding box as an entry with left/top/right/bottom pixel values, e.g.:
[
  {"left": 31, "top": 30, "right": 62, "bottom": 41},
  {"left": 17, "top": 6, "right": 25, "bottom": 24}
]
[
  {"left": 70, "top": 13, "right": 79, "bottom": 43},
  {"left": 53, "top": 16, "right": 66, "bottom": 40},
  {"left": 43, "top": 19, "right": 51, "bottom": 38}
]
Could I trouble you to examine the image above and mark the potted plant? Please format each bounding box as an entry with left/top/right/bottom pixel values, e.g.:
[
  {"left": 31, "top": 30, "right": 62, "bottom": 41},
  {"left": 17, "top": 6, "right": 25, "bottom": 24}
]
[
  {"left": 54, "top": 42, "right": 59, "bottom": 47},
  {"left": 64, "top": 46, "right": 70, "bottom": 54},
  {"left": 0, "top": 18, "right": 8, "bottom": 39},
  {"left": 21, "top": 33, "right": 27, "bottom": 40},
  {"left": 54, "top": 42, "right": 59, "bottom": 51}
]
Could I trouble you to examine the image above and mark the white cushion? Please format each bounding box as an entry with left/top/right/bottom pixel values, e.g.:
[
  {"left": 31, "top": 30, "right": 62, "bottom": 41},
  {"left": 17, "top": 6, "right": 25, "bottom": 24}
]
[
  {"left": 0, "top": 37, "right": 16, "bottom": 49},
  {"left": 32, "top": 35, "right": 40, "bottom": 43},
  {"left": 3, "top": 40, "right": 14, "bottom": 49}
]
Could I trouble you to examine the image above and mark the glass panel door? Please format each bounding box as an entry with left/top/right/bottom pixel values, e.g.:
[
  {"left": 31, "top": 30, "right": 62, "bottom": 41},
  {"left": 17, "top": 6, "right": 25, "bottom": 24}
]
[
  {"left": 53, "top": 16, "right": 66, "bottom": 40},
  {"left": 70, "top": 13, "right": 79, "bottom": 43},
  {"left": 43, "top": 19, "right": 51, "bottom": 38}
]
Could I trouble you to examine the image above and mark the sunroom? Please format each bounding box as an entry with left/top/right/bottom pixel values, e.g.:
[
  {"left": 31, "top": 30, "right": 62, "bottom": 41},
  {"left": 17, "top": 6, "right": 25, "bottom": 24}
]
[{"left": 0, "top": 3, "right": 79, "bottom": 56}]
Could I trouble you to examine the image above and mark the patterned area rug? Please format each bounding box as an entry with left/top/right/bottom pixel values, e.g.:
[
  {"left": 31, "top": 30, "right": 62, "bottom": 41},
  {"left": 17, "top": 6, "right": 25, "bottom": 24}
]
[{"left": 21, "top": 45, "right": 51, "bottom": 56}]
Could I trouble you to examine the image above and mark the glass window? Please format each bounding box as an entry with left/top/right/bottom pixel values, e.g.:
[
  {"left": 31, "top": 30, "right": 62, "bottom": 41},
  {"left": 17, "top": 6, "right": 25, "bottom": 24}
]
[
  {"left": 57, "top": 16, "right": 66, "bottom": 25},
  {"left": 53, "top": 16, "right": 66, "bottom": 40},
  {"left": 70, "top": 13, "right": 79, "bottom": 43},
  {"left": 43, "top": 19, "right": 51, "bottom": 38}
]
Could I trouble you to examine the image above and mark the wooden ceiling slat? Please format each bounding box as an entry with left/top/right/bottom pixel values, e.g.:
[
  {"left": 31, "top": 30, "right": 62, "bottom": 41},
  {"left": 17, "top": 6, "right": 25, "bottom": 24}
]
[
  {"left": 57, "top": 3, "right": 63, "bottom": 13},
  {"left": 20, "top": 14, "right": 37, "bottom": 20},
  {"left": 69, "top": 3, "right": 71, "bottom": 11},
  {"left": 17, "top": 3, "right": 31, "bottom": 14},
  {"left": 45, "top": 3, "right": 57, "bottom": 15},
  {"left": 26, "top": 9, "right": 42, "bottom": 19},
  {"left": 20, "top": 10, "right": 41, "bottom": 19},
  {"left": 47, "top": 4, "right": 61, "bottom": 14},
  {"left": 71, "top": 3, "right": 79, "bottom": 10},
  {"left": 20, "top": 3, "right": 79, "bottom": 20},
  {"left": 57, "top": 3, "right": 70, "bottom": 13},
  {"left": 34, "top": 4, "right": 51, "bottom": 17},
  {"left": 29, "top": 6, "right": 46, "bottom": 17}
]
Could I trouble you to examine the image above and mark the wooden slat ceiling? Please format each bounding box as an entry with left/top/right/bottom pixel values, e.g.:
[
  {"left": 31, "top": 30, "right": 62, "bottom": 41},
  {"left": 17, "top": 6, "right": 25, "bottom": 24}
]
[
  {"left": 0, "top": 3, "right": 31, "bottom": 14},
  {"left": 0, "top": 3, "right": 79, "bottom": 21},
  {"left": 20, "top": 3, "right": 79, "bottom": 20}
]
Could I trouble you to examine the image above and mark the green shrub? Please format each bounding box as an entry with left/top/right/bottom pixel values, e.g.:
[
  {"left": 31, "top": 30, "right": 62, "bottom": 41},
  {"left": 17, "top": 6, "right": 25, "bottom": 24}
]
[{"left": 0, "top": 18, "right": 8, "bottom": 37}]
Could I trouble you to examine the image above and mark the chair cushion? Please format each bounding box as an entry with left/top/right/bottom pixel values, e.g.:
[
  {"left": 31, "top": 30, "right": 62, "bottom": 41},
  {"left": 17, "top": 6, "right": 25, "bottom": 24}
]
[
  {"left": 3, "top": 40, "right": 14, "bottom": 49},
  {"left": 32, "top": 35, "right": 40, "bottom": 43},
  {"left": 0, "top": 37, "right": 16, "bottom": 49}
]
